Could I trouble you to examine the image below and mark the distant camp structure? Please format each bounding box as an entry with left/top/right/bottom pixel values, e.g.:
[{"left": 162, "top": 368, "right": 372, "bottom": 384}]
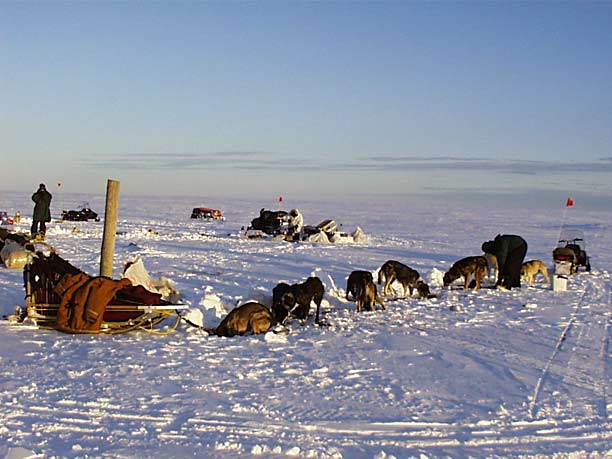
[{"left": 244, "top": 208, "right": 368, "bottom": 243}]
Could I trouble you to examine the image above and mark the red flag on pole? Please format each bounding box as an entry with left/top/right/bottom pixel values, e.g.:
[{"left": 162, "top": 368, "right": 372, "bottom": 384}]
[{"left": 566, "top": 197, "right": 574, "bottom": 207}]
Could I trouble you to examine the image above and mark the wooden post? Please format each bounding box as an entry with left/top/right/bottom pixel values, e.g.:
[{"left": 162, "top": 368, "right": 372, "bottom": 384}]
[{"left": 100, "top": 179, "right": 120, "bottom": 278}]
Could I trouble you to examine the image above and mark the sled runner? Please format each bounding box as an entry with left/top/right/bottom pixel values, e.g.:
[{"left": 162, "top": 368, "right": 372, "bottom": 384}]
[{"left": 23, "top": 244, "right": 187, "bottom": 334}]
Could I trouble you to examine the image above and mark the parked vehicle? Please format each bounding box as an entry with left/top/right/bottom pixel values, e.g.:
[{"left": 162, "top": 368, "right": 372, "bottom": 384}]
[
  {"left": 0, "top": 211, "right": 14, "bottom": 225},
  {"left": 553, "top": 229, "right": 591, "bottom": 273},
  {"left": 191, "top": 207, "right": 225, "bottom": 220},
  {"left": 61, "top": 207, "right": 100, "bottom": 222},
  {"left": 247, "top": 209, "right": 289, "bottom": 236}
]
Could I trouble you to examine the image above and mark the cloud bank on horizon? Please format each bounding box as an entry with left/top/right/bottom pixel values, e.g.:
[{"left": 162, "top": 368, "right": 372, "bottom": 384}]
[
  {"left": 3, "top": 152, "right": 610, "bottom": 211},
  {"left": 82, "top": 151, "right": 612, "bottom": 176}
]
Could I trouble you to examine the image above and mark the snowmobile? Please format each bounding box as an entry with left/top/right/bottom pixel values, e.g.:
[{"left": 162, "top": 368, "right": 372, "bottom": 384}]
[
  {"left": 552, "top": 229, "right": 591, "bottom": 274},
  {"left": 61, "top": 207, "right": 100, "bottom": 222},
  {"left": 246, "top": 209, "right": 289, "bottom": 237}
]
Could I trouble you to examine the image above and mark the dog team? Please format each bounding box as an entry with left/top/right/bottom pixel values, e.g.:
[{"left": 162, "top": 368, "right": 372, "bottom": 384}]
[{"left": 211, "top": 233, "right": 552, "bottom": 337}]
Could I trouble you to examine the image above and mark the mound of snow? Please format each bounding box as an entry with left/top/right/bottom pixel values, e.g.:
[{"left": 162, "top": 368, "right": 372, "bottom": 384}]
[{"left": 429, "top": 267, "right": 445, "bottom": 287}]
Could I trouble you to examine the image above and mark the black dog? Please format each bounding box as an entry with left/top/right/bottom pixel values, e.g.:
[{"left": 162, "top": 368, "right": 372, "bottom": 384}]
[
  {"left": 346, "top": 270, "right": 385, "bottom": 312},
  {"left": 272, "top": 282, "right": 291, "bottom": 320},
  {"left": 272, "top": 277, "right": 325, "bottom": 324}
]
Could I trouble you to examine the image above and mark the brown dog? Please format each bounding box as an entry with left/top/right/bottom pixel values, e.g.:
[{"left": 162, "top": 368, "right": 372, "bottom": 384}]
[
  {"left": 443, "top": 256, "right": 488, "bottom": 290},
  {"left": 521, "top": 260, "right": 551, "bottom": 285},
  {"left": 212, "top": 302, "right": 274, "bottom": 337},
  {"left": 346, "top": 270, "right": 385, "bottom": 312},
  {"left": 377, "top": 260, "right": 430, "bottom": 298}
]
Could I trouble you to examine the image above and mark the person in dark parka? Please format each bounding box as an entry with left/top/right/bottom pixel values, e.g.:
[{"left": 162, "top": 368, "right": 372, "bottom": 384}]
[
  {"left": 482, "top": 234, "right": 528, "bottom": 290},
  {"left": 31, "top": 183, "right": 52, "bottom": 237}
]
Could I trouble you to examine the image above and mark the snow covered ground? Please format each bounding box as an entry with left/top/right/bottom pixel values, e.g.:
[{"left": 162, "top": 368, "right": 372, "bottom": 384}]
[{"left": 0, "top": 191, "right": 611, "bottom": 458}]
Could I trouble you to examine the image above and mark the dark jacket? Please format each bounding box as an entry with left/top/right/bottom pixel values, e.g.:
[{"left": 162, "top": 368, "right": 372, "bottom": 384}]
[
  {"left": 483, "top": 234, "right": 527, "bottom": 267},
  {"left": 32, "top": 189, "right": 52, "bottom": 222}
]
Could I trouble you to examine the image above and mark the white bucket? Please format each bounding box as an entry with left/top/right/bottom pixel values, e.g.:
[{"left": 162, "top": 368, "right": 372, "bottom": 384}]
[
  {"left": 553, "top": 261, "right": 571, "bottom": 292},
  {"left": 553, "top": 274, "right": 568, "bottom": 292}
]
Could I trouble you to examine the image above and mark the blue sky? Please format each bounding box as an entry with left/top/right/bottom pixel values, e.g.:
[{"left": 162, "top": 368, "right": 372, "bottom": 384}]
[{"left": 1, "top": 1, "right": 611, "bottom": 206}]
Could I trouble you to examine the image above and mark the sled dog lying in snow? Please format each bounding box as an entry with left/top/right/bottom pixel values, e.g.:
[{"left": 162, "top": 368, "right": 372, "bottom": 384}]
[
  {"left": 212, "top": 302, "right": 274, "bottom": 337},
  {"left": 377, "top": 260, "right": 430, "bottom": 298},
  {"left": 272, "top": 277, "right": 325, "bottom": 324},
  {"left": 443, "top": 256, "right": 488, "bottom": 291},
  {"left": 521, "top": 260, "right": 551, "bottom": 285},
  {"left": 346, "top": 270, "right": 385, "bottom": 312}
]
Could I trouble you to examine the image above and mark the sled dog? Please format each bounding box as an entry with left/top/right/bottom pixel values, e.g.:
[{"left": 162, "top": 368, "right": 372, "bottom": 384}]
[
  {"left": 212, "top": 302, "right": 274, "bottom": 337},
  {"left": 347, "top": 270, "right": 385, "bottom": 312},
  {"left": 521, "top": 260, "right": 551, "bottom": 285},
  {"left": 377, "top": 260, "right": 430, "bottom": 298},
  {"left": 272, "top": 277, "right": 325, "bottom": 324},
  {"left": 443, "top": 256, "right": 488, "bottom": 291}
]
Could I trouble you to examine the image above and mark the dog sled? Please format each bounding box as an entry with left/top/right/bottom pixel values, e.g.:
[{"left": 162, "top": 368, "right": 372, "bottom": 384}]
[
  {"left": 552, "top": 229, "right": 591, "bottom": 274},
  {"left": 22, "top": 244, "right": 187, "bottom": 334}
]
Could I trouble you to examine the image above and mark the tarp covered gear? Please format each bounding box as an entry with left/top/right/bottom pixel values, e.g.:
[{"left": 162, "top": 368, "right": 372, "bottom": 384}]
[
  {"left": 54, "top": 273, "right": 132, "bottom": 333},
  {"left": 123, "top": 257, "right": 183, "bottom": 303},
  {"left": 351, "top": 227, "right": 368, "bottom": 243},
  {"left": 317, "top": 219, "right": 337, "bottom": 235},
  {"left": 0, "top": 239, "right": 32, "bottom": 269},
  {"left": 305, "top": 231, "right": 330, "bottom": 243}
]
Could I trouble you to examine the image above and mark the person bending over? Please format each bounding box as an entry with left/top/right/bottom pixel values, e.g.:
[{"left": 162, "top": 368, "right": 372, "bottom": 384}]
[{"left": 482, "top": 234, "right": 527, "bottom": 290}]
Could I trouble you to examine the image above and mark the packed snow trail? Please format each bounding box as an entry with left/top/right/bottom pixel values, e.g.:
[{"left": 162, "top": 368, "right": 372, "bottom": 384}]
[{"left": 529, "top": 273, "right": 612, "bottom": 420}]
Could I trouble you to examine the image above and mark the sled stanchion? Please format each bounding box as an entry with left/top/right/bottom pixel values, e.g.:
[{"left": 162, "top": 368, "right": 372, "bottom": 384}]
[{"left": 100, "top": 179, "right": 120, "bottom": 278}]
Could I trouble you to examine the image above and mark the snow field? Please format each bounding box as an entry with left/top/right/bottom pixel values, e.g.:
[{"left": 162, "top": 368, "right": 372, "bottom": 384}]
[{"left": 0, "top": 192, "right": 611, "bottom": 458}]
